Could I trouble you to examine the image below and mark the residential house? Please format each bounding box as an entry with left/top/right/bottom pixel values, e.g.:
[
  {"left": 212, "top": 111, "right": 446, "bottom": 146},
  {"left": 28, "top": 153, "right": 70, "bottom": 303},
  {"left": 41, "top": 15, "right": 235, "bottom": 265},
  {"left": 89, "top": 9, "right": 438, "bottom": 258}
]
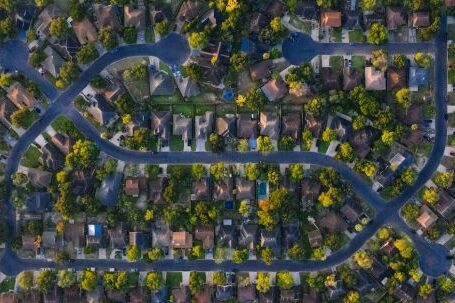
[
  {"left": 151, "top": 111, "right": 171, "bottom": 143},
  {"left": 51, "top": 132, "right": 74, "bottom": 155},
  {"left": 387, "top": 67, "right": 407, "bottom": 90},
  {"left": 250, "top": 60, "right": 272, "bottom": 81},
  {"left": 402, "top": 128, "right": 423, "bottom": 149},
  {"left": 239, "top": 224, "right": 257, "bottom": 251},
  {"left": 261, "top": 79, "right": 288, "bottom": 101},
  {"left": 216, "top": 285, "right": 236, "bottom": 302},
  {"left": 200, "top": 8, "right": 223, "bottom": 28},
  {"left": 96, "top": 172, "right": 123, "bottom": 207},
  {"left": 302, "top": 288, "right": 321, "bottom": 303},
  {"left": 282, "top": 113, "right": 301, "bottom": 140},
  {"left": 86, "top": 286, "right": 106, "bottom": 303},
  {"left": 217, "top": 225, "right": 237, "bottom": 248},
  {"left": 417, "top": 204, "right": 438, "bottom": 230},
  {"left": 64, "top": 222, "right": 85, "bottom": 249},
  {"left": 435, "top": 190, "right": 455, "bottom": 219},
  {"left": 129, "top": 286, "right": 149, "bottom": 303},
  {"left": 320, "top": 11, "right": 342, "bottom": 27},
  {"left": 0, "top": 98, "right": 18, "bottom": 127},
  {"left": 108, "top": 223, "right": 127, "bottom": 249},
  {"left": 238, "top": 284, "right": 256, "bottom": 303},
  {"left": 86, "top": 223, "right": 103, "bottom": 248},
  {"left": 151, "top": 219, "right": 172, "bottom": 251},
  {"left": 343, "top": 67, "right": 363, "bottom": 91},
  {"left": 194, "top": 42, "right": 229, "bottom": 86},
  {"left": 409, "top": 67, "right": 429, "bottom": 89},
  {"left": 26, "top": 192, "right": 52, "bottom": 213},
  {"left": 42, "top": 46, "right": 64, "bottom": 78},
  {"left": 237, "top": 114, "right": 257, "bottom": 140},
  {"left": 408, "top": 11, "right": 430, "bottom": 28},
  {"left": 260, "top": 228, "right": 281, "bottom": 256},
  {"left": 344, "top": 11, "right": 363, "bottom": 30},
  {"left": 417, "top": 293, "right": 437, "bottom": 303},
  {"left": 349, "top": 126, "right": 378, "bottom": 158},
  {"left": 192, "top": 178, "right": 209, "bottom": 200},
  {"left": 149, "top": 176, "right": 168, "bottom": 204},
  {"left": 195, "top": 111, "right": 214, "bottom": 139},
  {"left": 236, "top": 177, "right": 255, "bottom": 200},
  {"left": 172, "top": 231, "right": 193, "bottom": 249},
  {"left": 365, "top": 67, "right": 386, "bottom": 90},
  {"left": 43, "top": 286, "right": 62, "bottom": 303},
  {"left": 87, "top": 94, "right": 119, "bottom": 127},
  {"left": 447, "top": 0, "right": 455, "bottom": 6},
  {"left": 283, "top": 221, "right": 300, "bottom": 250},
  {"left": 35, "top": 4, "right": 64, "bottom": 38},
  {"left": 71, "top": 168, "right": 95, "bottom": 195},
  {"left": 103, "top": 78, "right": 124, "bottom": 103},
  {"left": 319, "top": 212, "right": 348, "bottom": 233},
  {"left": 129, "top": 231, "right": 149, "bottom": 250},
  {"left": 294, "top": 1, "right": 318, "bottom": 21},
  {"left": 93, "top": 4, "right": 122, "bottom": 32},
  {"left": 330, "top": 116, "right": 352, "bottom": 142},
  {"left": 150, "top": 4, "right": 167, "bottom": 25},
  {"left": 259, "top": 287, "right": 277, "bottom": 303},
  {"left": 106, "top": 290, "right": 125, "bottom": 303},
  {"left": 149, "top": 69, "right": 175, "bottom": 96},
  {"left": 280, "top": 287, "right": 301, "bottom": 302},
  {"left": 249, "top": 12, "right": 267, "bottom": 33},
  {"left": 340, "top": 200, "right": 363, "bottom": 223},
  {"left": 325, "top": 280, "right": 345, "bottom": 301},
  {"left": 173, "top": 114, "right": 193, "bottom": 141},
  {"left": 259, "top": 112, "right": 280, "bottom": 141},
  {"left": 194, "top": 225, "right": 215, "bottom": 249},
  {"left": 176, "top": 0, "right": 201, "bottom": 30},
  {"left": 72, "top": 18, "right": 98, "bottom": 45},
  {"left": 394, "top": 283, "right": 416, "bottom": 302},
  {"left": 214, "top": 177, "right": 234, "bottom": 201},
  {"left": 387, "top": 7, "right": 406, "bottom": 30},
  {"left": 124, "top": 5, "right": 145, "bottom": 32},
  {"left": 41, "top": 143, "right": 64, "bottom": 171},
  {"left": 127, "top": 113, "right": 149, "bottom": 136},
  {"left": 404, "top": 103, "right": 423, "bottom": 126},
  {"left": 194, "top": 285, "right": 212, "bottom": 303},
  {"left": 7, "top": 82, "right": 36, "bottom": 109},
  {"left": 176, "top": 76, "right": 200, "bottom": 97},
  {"left": 42, "top": 231, "right": 57, "bottom": 249},
  {"left": 22, "top": 290, "right": 41, "bottom": 303},
  {"left": 308, "top": 228, "right": 323, "bottom": 248},
  {"left": 124, "top": 178, "right": 141, "bottom": 197},
  {"left": 172, "top": 286, "right": 191, "bottom": 303},
  {"left": 301, "top": 178, "right": 321, "bottom": 207},
  {"left": 216, "top": 116, "right": 236, "bottom": 138},
  {"left": 321, "top": 67, "right": 342, "bottom": 91},
  {"left": 21, "top": 234, "right": 36, "bottom": 252},
  {"left": 63, "top": 285, "right": 81, "bottom": 303},
  {"left": 266, "top": 0, "right": 285, "bottom": 18},
  {"left": 379, "top": 240, "right": 397, "bottom": 256},
  {"left": 363, "top": 11, "right": 385, "bottom": 28},
  {"left": 27, "top": 168, "right": 52, "bottom": 189}
]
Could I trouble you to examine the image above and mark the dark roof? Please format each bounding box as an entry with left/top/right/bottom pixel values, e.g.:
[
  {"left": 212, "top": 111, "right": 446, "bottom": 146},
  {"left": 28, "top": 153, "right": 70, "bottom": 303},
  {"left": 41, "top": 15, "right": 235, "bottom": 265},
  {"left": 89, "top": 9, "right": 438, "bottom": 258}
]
[
  {"left": 387, "top": 7, "right": 406, "bottom": 30},
  {"left": 305, "top": 115, "right": 326, "bottom": 138},
  {"left": 250, "top": 60, "right": 272, "bottom": 81},
  {"left": 151, "top": 111, "right": 171, "bottom": 141},
  {"left": 172, "top": 286, "right": 191, "bottom": 303},
  {"left": 27, "top": 168, "right": 52, "bottom": 189},
  {"left": 260, "top": 228, "right": 281, "bottom": 256},
  {"left": 348, "top": 126, "right": 378, "bottom": 158},
  {"left": 217, "top": 225, "right": 237, "bottom": 248},
  {"left": 282, "top": 113, "right": 302, "bottom": 140},
  {"left": 216, "top": 285, "right": 235, "bottom": 302},
  {"left": 301, "top": 178, "right": 321, "bottom": 206},
  {"left": 129, "top": 231, "right": 149, "bottom": 250},
  {"left": 149, "top": 176, "right": 168, "bottom": 204},
  {"left": 404, "top": 103, "right": 423, "bottom": 126},
  {"left": 214, "top": 177, "right": 233, "bottom": 201},
  {"left": 237, "top": 114, "right": 257, "bottom": 139},
  {"left": 87, "top": 94, "right": 118, "bottom": 126},
  {"left": 387, "top": 67, "right": 407, "bottom": 90},
  {"left": 363, "top": 11, "right": 385, "bottom": 28},
  {"left": 344, "top": 10, "right": 363, "bottom": 29},
  {"left": 330, "top": 116, "right": 352, "bottom": 142},
  {"left": 321, "top": 67, "right": 341, "bottom": 91},
  {"left": 239, "top": 224, "right": 257, "bottom": 250},
  {"left": 71, "top": 168, "right": 95, "bottom": 196},
  {"left": 41, "top": 143, "right": 64, "bottom": 171},
  {"left": 26, "top": 192, "right": 53, "bottom": 212},
  {"left": 283, "top": 222, "right": 300, "bottom": 249},
  {"left": 149, "top": 69, "right": 175, "bottom": 96},
  {"left": 238, "top": 284, "right": 256, "bottom": 302},
  {"left": 319, "top": 212, "right": 348, "bottom": 233},
  {"left": 343, "top": 67, "right": 363, "bottom": 91},
  {"left": 192, "top": 178, "right": 209, "bottom": 200},
  {"left": 265, "top": 0, "right": 285, "bottom": 18},
  {"left": 435, "top": 190, "right": 455, "bottom": 219},
  {"left": 394, "top": 283, "right": 416, "bottom": 302},
  {"left": 340, "top": 200, "right": 363, "bottom": 222}
]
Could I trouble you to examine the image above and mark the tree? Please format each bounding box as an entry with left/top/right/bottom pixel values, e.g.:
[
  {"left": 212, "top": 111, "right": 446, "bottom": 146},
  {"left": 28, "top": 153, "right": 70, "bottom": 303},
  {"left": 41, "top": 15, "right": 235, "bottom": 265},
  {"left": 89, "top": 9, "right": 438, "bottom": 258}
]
[
  {"left": 189, "top": 244, "right": 205, "bottom": 259},
  {"left": 232, "top": 248, "right": 248, "bottom": 263},
  {"left": 189, "top": 272, "right": 205, "bottom": 295},
  {"left": 318, "top": 187, "right": 340, "bottom": 208},
  {"left": 394, "top": 238, "right": 413, "bottom": 259},
  {"left": 123, "top": 64, "right": 147, "bottom": 81},
  {"left": 316, "top": 0, "right": 333, "bottom": 8},
  {"left": 0, "top": 73, "right": 11, "bottom": 88},
  {"left": 256, "top": 273, "right": 271, "bottom": 293},
  {"left": 230, "top": 52, "right": 248, "bottom": 72},
  {"left": 11, "top": 108, "right": 38, "bottom": 129},
  {"left": 12, "top": 172, "right": 28, "bottom": 186},
  {"left": 123, "top": 27, "right": 137, "bottom": 44},
  {"left": 65, "top": 140, "right": 99, "bottom": 169},
  {"left": 367, "top": 23, "right": 388, "bottom": 45},
  {"left": 267, "top": 167, "right": 281, "bottom": 185},
  {"left": 207, "top": 133, "right": 224, "bottom": 153},
  {"left": 311, "top": 247, "right": 325, "bottom": 260},
  {"left": 29, "top": 51, "right": 45, "bottom": 68},
  {"left": 289, "top": 164, "right": 304, "bottom": 181},
  {"left": 422, "top": 187, "right": 439, "bottom": 205},
  {"left": 419, "top": 284, "right": 433, "bottom": 299},
  {"left": 181, "top": 63, "right": 202, "bottom": 82},
  {"left": 188, "top": 31, "right": 208, "bottom": 49},
  {"left": 76, "top": 43, "right": 99, "bottom": 64},
  {"left": 395, "top": 88, "right": 411, "bottom": 109},
  {"left": 99, "top": 27, "right": 118, "bottom": 50},
  {"left": 50, "top": 18, "right": 69, "bottom": 39},
  {"left": 305, "top": 97, "right": 326, "bottom": 117},
  {"left": 276, "top": 272, "right": 294, "bottom": 289},
  {"left": 244, "top": 163, "right": 259, "bottom": 181},
  {"left": 288, "top": 243, "right": 304, "bottom": 260},
  {"left": 354, "top": 160, "right": 376, "bottom": 177},
  {"left": 437, "top": 277, "right": 454, "bottom": 294},
  {"left": 449, "top": 43, "right": 455, "bottom": 58},
  {"left": 18, "top": 271, "right": 33, "bottom": 291},
  {"left": 381, "top": 130, "right": 396, "bottom": 146},
  {"left": 145, "top": 272, "right": 163, "bottom": 291},
  {"left": 302, "top": 130, "right": 313, "bottom": 151},
  {"left": 54, "top": 250, "right": 70, "bottom": 263},
  {"left": 147, "top": 247, "right": 164, "bottom": 261},
  {"left": 377, "top": 227, "right": 391, "bottom": 240},
  {"left": 360, "top": 0, "right": 377, "bottom": 10},
  {"left": 80, "top": 270, "right": 98, "bottom": 291},
  {"left": 210, "top": 163, "right": 227, "bottom": 180},
  {"left": 414, "top": 53, "right": 432, "bottom": 67},
  {"left": 336, "top": 143, "right": 354, "bottom": 162},
  {"left": 371, "top": 49, "right": 388, "bottom": 71},
  {"left": 433, "top": 172, "right": 454, "bottom": 189},
  {"left": 343, "top": 291, "right": 361, "bottom": 303},
  {"left": 154, "top": 21, "right": 169, "bottom": 36},
  {"left": 278, "top": 135, "right": 296, "bottom": 151},
  {"left": 285, "top": 63, "right": 314, "bottom": 84},
  {"left": 212, "top": 272, "right": 226, "bottom": 285},
  {"left": 35, "top": 0, "right": 48, "bottom": 8},
  {"left": 286, "top": 0, "right": 298, "bottom": 13},
  {"left": 393, "top": 54, "right": 408, "bottom": 68},
  {"left": 191, "top": 164, "right": 206, "bottom": 180},
  {"left": 401, "top": 202, "right": 420, "bottom": 222},
  {"left": 57, "top": 270, "right": 76, "bottom": 288},
  {"left": 322, "top": 128, "right": 336, "bottom": 142},
  {"left": 126, "top": 245, "right": 141, "bottom": 261},
  {"left": 59, "top": 61, "right": 79, "bottom": 84},
  {"left": 258, "top": 136, "right": 272, "bottom": 152},
  {"left": 259, "top": 247, "right": 273, "bottom": 265},
  {"left": 70, "top": 0, "right": 84, "bottom": 20},
  {"left": 353, "top": 251, "right": 372, "bottom": 269}
]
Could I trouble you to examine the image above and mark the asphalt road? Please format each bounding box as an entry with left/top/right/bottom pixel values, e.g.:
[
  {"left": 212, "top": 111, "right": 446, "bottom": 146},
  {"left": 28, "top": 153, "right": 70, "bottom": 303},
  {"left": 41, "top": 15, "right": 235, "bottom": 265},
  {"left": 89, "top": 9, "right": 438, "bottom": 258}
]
[{"left": 0, "top": 24, "right": 451, "bottom": 276}]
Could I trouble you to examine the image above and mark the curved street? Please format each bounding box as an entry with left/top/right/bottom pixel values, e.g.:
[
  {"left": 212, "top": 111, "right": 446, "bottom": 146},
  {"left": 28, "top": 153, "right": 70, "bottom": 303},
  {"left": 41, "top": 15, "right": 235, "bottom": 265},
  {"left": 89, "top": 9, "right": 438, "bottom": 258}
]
[{"left": 0, "top": 19, "right": 451, "bottom": 277}]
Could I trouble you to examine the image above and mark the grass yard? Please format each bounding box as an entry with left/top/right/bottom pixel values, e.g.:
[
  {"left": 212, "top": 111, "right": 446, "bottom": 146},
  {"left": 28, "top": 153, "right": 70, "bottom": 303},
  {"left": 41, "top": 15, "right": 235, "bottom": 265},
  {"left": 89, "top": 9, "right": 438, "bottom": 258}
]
[
  {"left": 173, "top": 104, "right": 194, "bottom": 117},
  {"left": 216, "top": 104, "right": 236, "bottom": 116},
  {"left": 349, "top": 30, "right": 365, "bottom": 43},
  {"left": 288, "top": 16, "right": 312, "bottom": 34},
  {"left": 318, "top": 140, "right": 330, "bottom": 154},
  {"left": 448, "top": 92, "right": 455, "bottom": 105},
  {"left": 0, "top": 278, "right": 15, "bottom": 293},
  {"left": 351, "top": 56, "right": 365, "bottom": 71},
  {"left": 165, "top": 271, "right": 183, "bottom": 287},
  {"left": 331, "top": 28, "right": 342, "bottom": 42},
  {"left": 329, "top": 56, "right": 344, "bottom": 71},
  {"left": 151, "top": 94, "right": 184, "bottom": 104},
  {"left": 449, "top": 24, "right": 455, "bottom": 41},
  {"left": 170, "top": 135, "right": 184, "bottom": 151},
  {"left": 195, "top": 104, "right": 215, "bottom": 116},
  {"left": 21, "top": 145, "right": 41, "bottom": 168}
]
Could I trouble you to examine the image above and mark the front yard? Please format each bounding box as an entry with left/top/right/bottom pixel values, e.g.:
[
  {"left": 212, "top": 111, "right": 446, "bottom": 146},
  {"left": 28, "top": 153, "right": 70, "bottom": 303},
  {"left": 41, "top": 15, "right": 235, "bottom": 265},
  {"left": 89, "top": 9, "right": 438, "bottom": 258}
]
[
  {"left": 348, "top": 30, "right": 365, "bottom": 43},
  {"left": 21, "top": 145, "right": 41, "bottom": 168},
  {"left": 288, "top": 15, "right": 312, "bottom": 34}
]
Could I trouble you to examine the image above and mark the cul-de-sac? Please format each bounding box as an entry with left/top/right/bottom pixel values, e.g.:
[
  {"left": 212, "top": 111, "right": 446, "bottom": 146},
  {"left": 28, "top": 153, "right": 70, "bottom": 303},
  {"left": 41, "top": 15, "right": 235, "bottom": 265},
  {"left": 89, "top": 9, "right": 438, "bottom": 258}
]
[{"left": 1, "top": 0, "right": 455, "bottom": 302}]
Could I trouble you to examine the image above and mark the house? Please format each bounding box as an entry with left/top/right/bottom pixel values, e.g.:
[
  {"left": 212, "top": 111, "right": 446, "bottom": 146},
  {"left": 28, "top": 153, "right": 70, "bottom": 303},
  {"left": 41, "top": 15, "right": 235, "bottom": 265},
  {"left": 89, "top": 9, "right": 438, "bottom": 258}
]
[
  {"left": 151, "top": 111, "right": 171, "bottom": 142},
  {"left": 124, "top": 5, "right": 145, "bottom": 31},
  {"left": 195, "top": 225, "right": 215, "bottom": 249},
  {"left": 51, "top": 132, "right": 74, "bottom": 155},
  {"left": 343, "top": 67, "right": 363, "bottom": 91},
  {"left": 237, "top": 114, "right": 257, "bottom": 139},
  {"left": 93, "top": 4, "right": 122, "bottom": 32},
  {"left": 308, "top": 228, "right": 323, "bottom": 248},
  {"left": 216, "top": 116, "right": 236, "bottom": 138},
  {"left": 96, "top": 172, "right": 123, "bottom": 207},
  {"left": 325, "top": 280, "right": 345, "bottom": 301},
  {"left": 7, "top": 82, "right": 36, "bottom": 109},
  {"left": 283, "top": 221, "right": 300, "bottom": 250},
  {"left": 280, "top": 287, "right": 301, "bottom": 302},
  {"left": 129, "top": 286, "right": 149, "bottom": 303},
  {"left": 193, "top": 42, "right": 230, "bottom": 85},
  {"left": 176, "top": 77, "right": 200, "bottom": 97},
  {"left": 321, "top": 67, "right": 342, "bottom": 91},
  {"left": 22, "top": 290, "right": 41, "bottom": 303},
  {"left": 402, "top": 129, "right": 423, "bottom": 149},
  {"left": 250, "top": 60, "right": 272, "bottom": 81},
  {"left": 42, "top": 46, "right": 64, "bottom": 78},
  {"left": 27, "top": 168, "right": 52, "bottom": 189},
  {"left": 41, "top": 143, "right": 64, "bottom": 171},
  {"left": 43, "top": 285, "right": 62, "bottom": 303},
  {"left": 86, "top": 223, "right": 103, "bottom": 248},
  {"left": 365, "top": 66, "right": 386, "bottom": 90},
  {"left": 194, "top": 285, "right": 212, "bottom": 303},
  {"left": 149, "top": 176, "right": 168, "bottom": 204},
  {"left": 319, "top": 212, "right": 348, "bottom": 233},
  {"left": 64, "top": 285, "right": 81, "bottom": 303},
  {"left": 35, "top": 4, "right": 64, "bottom": 38},
  {"left": 409, "top": 67, "right": 429, "bottom": 88},
  {"left": 214, "top": 177, "right": 234, "bottom": 201},
  {"left": 26, "top": 192, "right": 52, "bottom": 212},
  {"left": 176, "top": 0, "right": 201, "bottom": 29},
  {"left": 86, "top": 286, "right": 106, "bottom": 303},
  {"left": 238, "top": 284, "right": 256, "bottom": 302},
  {"left": 216, "top": 285, "right": 236, "bottom": 302},
  {"left": 87, "top": 94, "right": 119, "bottom": 127},
  {"left": 259, "top": 287, "right": 277, "bottom": 303},
  {"left": 261, "top": 79, "right": 288, "bottom": 101},
  {"left": 259, "top": 112, "right": 279, "bottom": 141},
  {"left": 172, "top": 286, "right": 191, "bottom": 303},
  {"left": 394, "top": 283, "right": 416, "bottom": 302},
  {"left": 172, "top": 231, "right": 193, "bottom": 249},
  {"left": 435, "top": 190, "right": 455, "bottom": 219},
  {"left": 295, "top": 1, "right": 317, "bottom": 21},
  {"left": 106, "top": 290, "right": 126, "bottom": 303},
  {"left": 72, "top": 18, "right": 98, "bottom": 45},
  {"left": 349, "top": 126, "right": 378, "bottom": 158},
  {"left": 151, "top": 219, "right": 172, "bottom": 251},
  {"left": 387, "top": 67, "right": 407, "bottom": 90},
  {"left": 249, "top": 12, "right": 267, "bottom": 33},
  {"left": 124, "top": 178, "right": 141, "bottom": 197},
  {"left": 64, "top": 222, "right": 85, "bottom": 249},
  {"left": 282, "top": 113, "right": 301, "bottom": 140},
  {"left": 236, "top": 177, "right": 255, "bottom": 200},
  {"left": 103, "top": 78, "right": 124, "bottom": 103},
  {"left": 53, "top": 34, "right": 81, "bottom": 60},
  {"left": 302, "top": 288, "right": 321, "bottom": 303},
  {"left": 21, "top": 234, "right": 36, "bottom": 251},
  {"left": 447, "top": 0, "right": 455, "bottom": 6},
  {"left": 200, "top": 8, "right": 223, "bottom": 28},
  {"left": 320, "top": 11, "right": 342, "bottom": 27},
  {"left": 330, "top": 116, "right": 352, "bottom": 142},
  {"left": 239, "top": 224, "right": 257, "bottom": 251},
  {"left": 260, "top": 228, "right": 281, "bottom": 256},
  {"left": 192, "top": 178, "right": 209, "bottom": 200},
  {"left": 0, "top": 98, "right": 18, "bottom": 127},
  {"left": 71, "top": 168, "right": 95, "bottom": 195},
  {"left": 301, "top": 178, "right": 321, "bottom": 207},
  {"left": 417, "top": 204, "right": 438, "bottom": 230},
  {"left": 150, "top": 4, "right": 167, "bottom": 25},
  {"left": 217, "top": 225, "right": 237, "bottom": 248},
  {"left": 0, "top": 292, "right": 17, "bottom": 303},
  {"left": 408, "top": 11, "right": 430, "bottom": 28},
  {"left": 379, "top": 240, "right": 397, "bottom": 256},
  {"left": 404, "top": 103, "right": 423, "bottom": 126},
  {"left": 340, "top": 200, "right": 363, "bottom": 223},
  {"left": 266, "top": 0, "right": 285, "bottom": 18},
  {"left": 386, "top": 7, "right": 406, "bottom": 30},
  {"left": 344, "top": 11, "right": 363, "bottom": 29},
  {"left": 195, "top": 112, "right": 214, "bottom": 139},
  {"left": 363, "top": 11, "right": 385, "bottom": 28},
  {"left": 173, "top": 114, "right": 193, "bottom": 141},
  {"left": 108, "top": 223, "right": 127, "bottom": 249},
  {"left": 129, "top": 231, "right": 149, "bottom": 250},
  {"left": 149, "top": 70, "right": 175, "bottom": 96}
]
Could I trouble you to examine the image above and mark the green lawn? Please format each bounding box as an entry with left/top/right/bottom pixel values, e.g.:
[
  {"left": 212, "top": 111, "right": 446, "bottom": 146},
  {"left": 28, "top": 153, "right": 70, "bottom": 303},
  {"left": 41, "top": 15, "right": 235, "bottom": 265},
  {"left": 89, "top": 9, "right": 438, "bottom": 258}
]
[
  {"left": 318, "top": 140, "right": 330, "bottom": 154},
  {"left": 195, "top": 105, "right": 215, "bottom": 116},
  {"left": 216, "top": 104, "right": 236, "bottom": 116},
  {"left": 173, "top": 104, "right": 194, "bottom": 116},
  {"left": 21, "top": 145, "right": 41, "bottom": 168},
  {"left": 351, "top": 56, "right": 366, "bottom": 71},
  {"left": 288, "top": 16, "right": 312, "bottom": 34},
  {"left": 0, "top": 278, "right": 15, "bottom": 293},
  {"left": 166, "top": 272, "right": 183, "bottom": 289},
  {"left": 151, "top": 94, "right": 184, "bottom": 104},
  {"left": 449, "top": 24, "right": 455, "bottom": 41},
  {"left": 331, "top": 28, "right": 342, "bottom": 42},
  {"left": 170, "top": 135, "right": 184, "bottom": 151},
  {"left": 448, "top": 92, "right": 455, "bottom": 105},
  {"left": 349, "top": 30, "right": 365, "bottom": 43},
  {"left": 330, "top": 56, "right": 344, "bottom": 71}
]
